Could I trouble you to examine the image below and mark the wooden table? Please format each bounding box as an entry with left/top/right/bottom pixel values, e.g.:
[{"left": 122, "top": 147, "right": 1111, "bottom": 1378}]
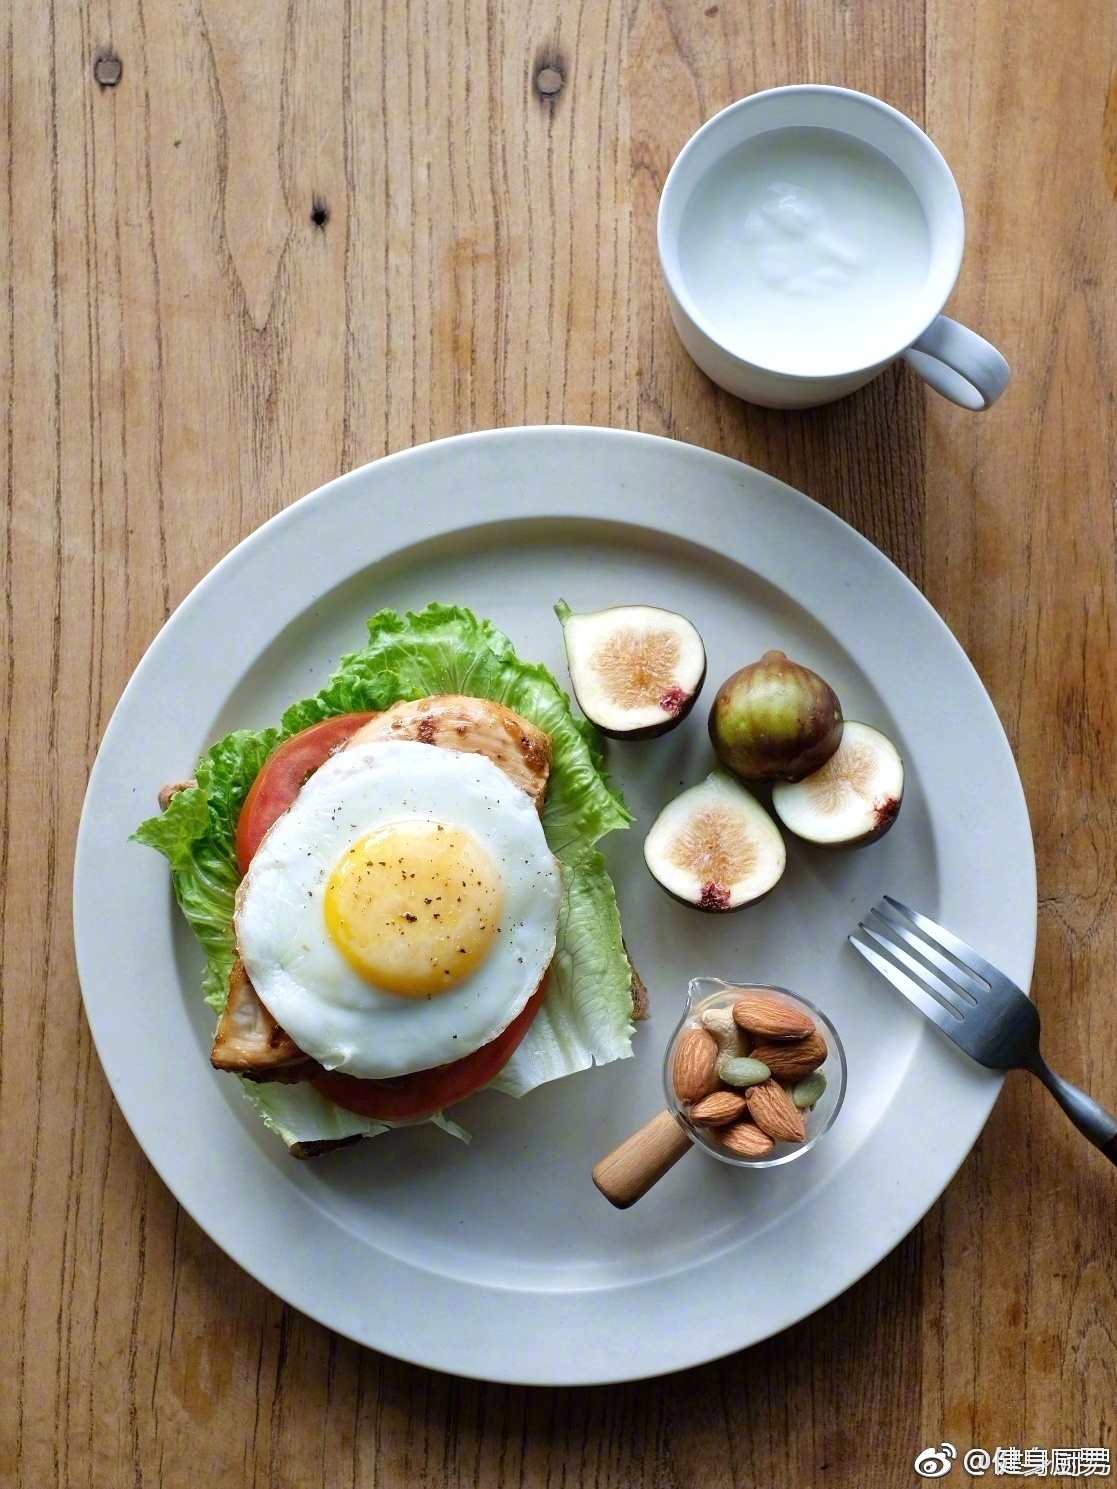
[{"left": 5, "top": 2, "right": 1116, "bottom": 1484}]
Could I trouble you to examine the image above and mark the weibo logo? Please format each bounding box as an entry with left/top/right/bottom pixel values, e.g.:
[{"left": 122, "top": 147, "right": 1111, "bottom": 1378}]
[{"left": 914, "top": 1443, "right": 958, "bottom": 1478}]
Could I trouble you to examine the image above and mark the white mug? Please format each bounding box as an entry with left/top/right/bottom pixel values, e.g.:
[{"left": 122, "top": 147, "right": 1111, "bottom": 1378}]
[{"left": 657, "top": 85, "right": 1010, "bottom": 411}]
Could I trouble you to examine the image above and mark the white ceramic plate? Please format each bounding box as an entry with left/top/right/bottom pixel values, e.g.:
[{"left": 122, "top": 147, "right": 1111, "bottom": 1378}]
[{"left": 73, "top": 427, "right": 1035, "bottom": 1384}]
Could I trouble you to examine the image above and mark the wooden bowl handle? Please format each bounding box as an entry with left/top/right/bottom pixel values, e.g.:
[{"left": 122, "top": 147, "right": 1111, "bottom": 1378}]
[{"left": 591, "top": 1109, "right": 694, "bottom": 1208}]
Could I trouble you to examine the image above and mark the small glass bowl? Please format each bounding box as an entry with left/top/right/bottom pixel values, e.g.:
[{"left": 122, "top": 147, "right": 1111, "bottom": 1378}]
[{"left": 662, "top": 977, "right": 848, "bottom": 1169}]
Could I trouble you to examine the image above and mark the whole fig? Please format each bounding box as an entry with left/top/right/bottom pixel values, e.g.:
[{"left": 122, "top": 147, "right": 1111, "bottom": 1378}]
[{"left": 709, "top": 650, "right": 843, "bottom": 782}]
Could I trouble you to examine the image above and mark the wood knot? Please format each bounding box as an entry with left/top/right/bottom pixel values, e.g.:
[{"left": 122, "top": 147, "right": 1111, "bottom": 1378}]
[
  {"left": 310, "top": 197, "right": 329, "bottom": 229},
  {"left": 93, "top": 53, "right": 123, "bottom": 87},
  {"left": 535, "top": 65, "right": 564, "bottom": 99}
]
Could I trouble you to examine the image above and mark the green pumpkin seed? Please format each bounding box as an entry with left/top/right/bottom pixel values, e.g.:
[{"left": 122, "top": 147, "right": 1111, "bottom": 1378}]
[
  {"left": 792, "top": 1070, "right": 827, "bottom": 1110},
  {"left": 717, "top": 1055, "right": 771, "bottom": 1088}
]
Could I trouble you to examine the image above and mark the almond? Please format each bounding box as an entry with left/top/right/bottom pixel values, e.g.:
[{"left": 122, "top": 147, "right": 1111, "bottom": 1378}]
[
  {"left": 689, "top": 1090, "right": 748, "bottom": 1127},
  {"left": 719, "top": 1121, "right": 775, "bottom": 1159},
  {"left": 746, "top": 1079, "right": 807, "bottom": 1143},
  {"left": 731, "top": 992, "right": 816, "bottom": 1041},
  {"left": 748, "top": 1031, "right": 827, "bottom": 1082},
  {"left": 671, "top": 1027, "right": 719, "bottom": 1104}
]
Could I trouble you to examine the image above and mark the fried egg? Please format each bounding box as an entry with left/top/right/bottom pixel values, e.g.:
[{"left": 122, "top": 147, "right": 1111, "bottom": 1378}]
[{"left": 234, "top": 739, "right": 562, "bottom": 1079}]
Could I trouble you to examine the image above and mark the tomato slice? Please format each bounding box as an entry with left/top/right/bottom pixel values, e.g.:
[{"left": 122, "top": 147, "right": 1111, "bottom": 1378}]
[
  {"left": 235, "top": 713, "right": 376, "bottom": 874},
  {"left": 311, "top": 977, "right": 549, "bottom": 1122}
]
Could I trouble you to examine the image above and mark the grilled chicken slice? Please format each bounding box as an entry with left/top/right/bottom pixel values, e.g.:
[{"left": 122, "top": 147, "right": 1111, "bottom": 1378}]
[
  {"left": 210, "top": 956, "right": 325, "bottom": 1082},
  {"left": 345, "top": 695, "right": 552, "bottom": 812}
]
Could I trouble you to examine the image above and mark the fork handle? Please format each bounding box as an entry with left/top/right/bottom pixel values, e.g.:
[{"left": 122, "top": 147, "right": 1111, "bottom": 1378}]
[{"left": 1034, "top": 1062, "right": 1117, "bottom": 1162}]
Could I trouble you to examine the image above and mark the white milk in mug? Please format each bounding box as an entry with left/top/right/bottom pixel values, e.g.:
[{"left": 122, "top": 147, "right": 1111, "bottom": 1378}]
[
  {"left": 678, "top": 128, "right": 931, "bottom": 376},
  {"left": 658, "top": 87, "right": 1010, "bottom": 410}
]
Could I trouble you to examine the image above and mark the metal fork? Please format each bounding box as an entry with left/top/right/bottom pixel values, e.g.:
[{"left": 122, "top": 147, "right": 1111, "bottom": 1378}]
[{"left": 850, "top": 896, "right": 1117, "bottom": 1165}]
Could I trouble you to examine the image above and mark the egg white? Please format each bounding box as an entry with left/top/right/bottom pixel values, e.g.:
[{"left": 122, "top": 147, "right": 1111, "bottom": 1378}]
[{"left": 234, "top": 739, "right": 562, "bottom": 1079}]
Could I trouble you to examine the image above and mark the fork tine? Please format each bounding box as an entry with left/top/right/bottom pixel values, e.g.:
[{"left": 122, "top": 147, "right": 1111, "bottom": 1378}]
[
  {"left": 881, "top": 896, "right": 1008, "bottom": 988},
  {"left": 855, "top": 924, "right": 971, "bottom": 1017},
  {"left": 848, "top": 930, "right": 965, "bottom": 1030},
  {"left": 871, "top": 903, "right": 986, "bottom": 1003}
]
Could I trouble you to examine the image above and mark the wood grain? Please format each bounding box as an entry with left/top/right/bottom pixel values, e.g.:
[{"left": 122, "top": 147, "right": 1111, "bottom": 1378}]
[
  {"left": 920, "top": 0, "right": 1117, "bottom": 1468},
  {"left": 3, "top": 0, "right": 1116, "bottom": 1484}
]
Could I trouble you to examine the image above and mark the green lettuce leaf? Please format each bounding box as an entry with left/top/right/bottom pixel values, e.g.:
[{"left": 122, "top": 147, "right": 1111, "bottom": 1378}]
[
  {"left": 135, "top": 729, "right": 278, "bottom": 1012},
  {"left": 133, "top": 605, "right": 636, "bottom": 1146},
  {"left": 243, "top": 1080, "right": 470, "bottom": 1149},
  {"left": 280, "top": 603, "right": 630, "bottom": 861}
]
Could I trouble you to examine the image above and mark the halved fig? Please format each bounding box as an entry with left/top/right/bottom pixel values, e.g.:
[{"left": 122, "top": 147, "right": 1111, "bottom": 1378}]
[
  {"left": 555, "top": 600, "right": 706, "bottom": 738},
  {"left": 770, "top": 721, "right": 904, "bottom": 847},
  {"left": 643, "top": 770, "right": 786, "bottom": 911}
]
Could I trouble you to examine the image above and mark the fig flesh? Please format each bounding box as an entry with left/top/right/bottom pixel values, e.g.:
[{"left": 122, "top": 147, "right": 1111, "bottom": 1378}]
[
  {"left": 709, "top": 650, "right": 843, "bottom": 782},
  {"left": 771, "top": 720, "right": 903, "bottom": 847},
  {"left": 643, "top": 771, "right": 786, "bottom": 911},
  {"left": 555, "top": 600, "right": 706, "bottom": 739}
]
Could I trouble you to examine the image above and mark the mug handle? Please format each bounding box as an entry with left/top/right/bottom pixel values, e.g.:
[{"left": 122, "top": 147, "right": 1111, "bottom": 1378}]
[{"left": 902, "top": 315, "right": 1010, "bottom": 410}]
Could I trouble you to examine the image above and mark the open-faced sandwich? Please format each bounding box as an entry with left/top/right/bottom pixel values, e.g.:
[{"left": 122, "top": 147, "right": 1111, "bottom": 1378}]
[{"left": 134, "top": 605, "right": 643, "bottom": 1156}]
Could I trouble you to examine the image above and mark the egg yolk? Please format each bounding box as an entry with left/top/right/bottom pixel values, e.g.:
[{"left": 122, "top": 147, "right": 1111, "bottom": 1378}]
[{"left": 323, "top": 820, "right": 505, "bottom": 995}]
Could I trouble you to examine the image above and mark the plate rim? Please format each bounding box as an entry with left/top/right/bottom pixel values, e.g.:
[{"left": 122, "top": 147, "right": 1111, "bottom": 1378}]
[{"left": 73, "top": 425, "right": 1036, "bottom": 1383}]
